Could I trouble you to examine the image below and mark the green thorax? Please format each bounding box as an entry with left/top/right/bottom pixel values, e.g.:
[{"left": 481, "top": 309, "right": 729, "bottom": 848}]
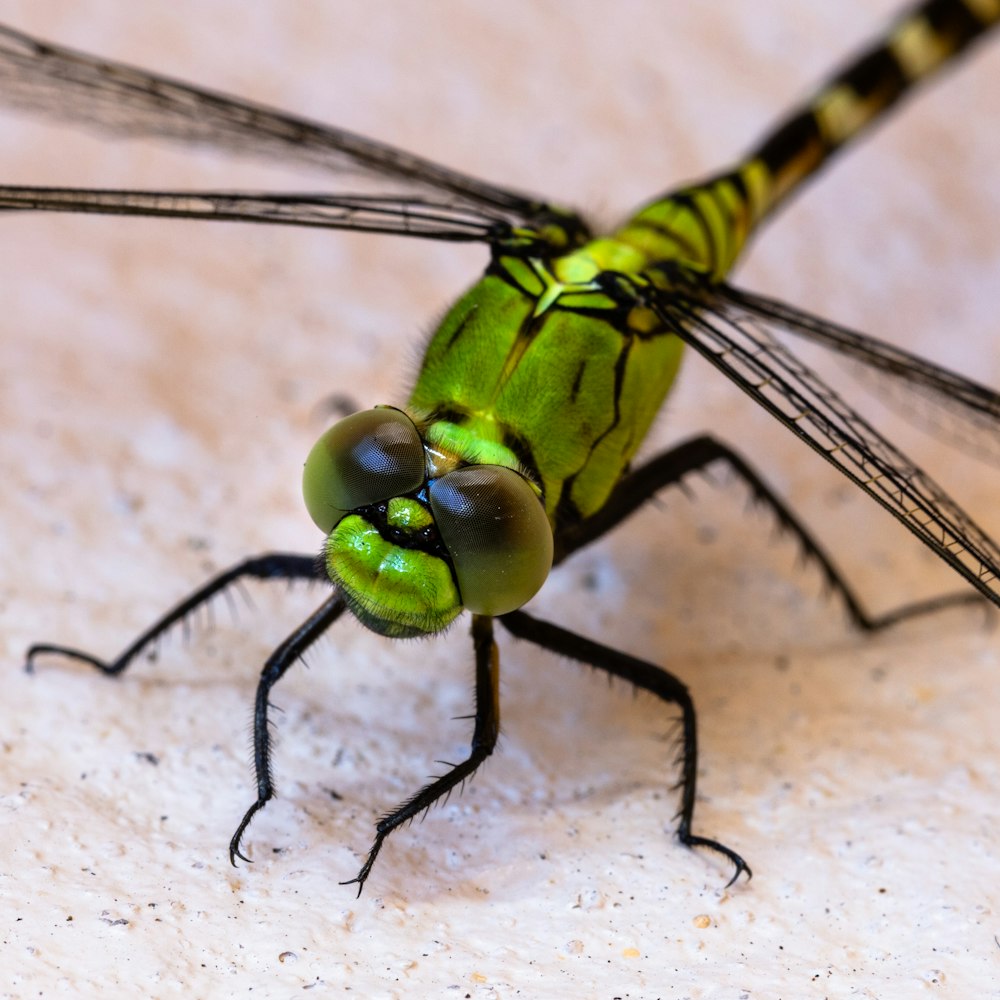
[{"left": 406, "top": 181, "right": 756, "bottom": 529}]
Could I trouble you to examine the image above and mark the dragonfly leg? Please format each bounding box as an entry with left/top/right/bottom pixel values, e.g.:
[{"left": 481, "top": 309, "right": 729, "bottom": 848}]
[
  {"left": 229, "top": 593, "right": 348, "bottom": 865},
  {"left": 498, "top": 608, "right": 751, "bottom": 886},
  {"left": 558, "top": 434, "right": 981, "bottom": 632},
  {"left": 341, "top": 614, "right": 500, "bottom": 895},
  {"left": 25, "top": 552, "right": 324, "bottom": 676}
]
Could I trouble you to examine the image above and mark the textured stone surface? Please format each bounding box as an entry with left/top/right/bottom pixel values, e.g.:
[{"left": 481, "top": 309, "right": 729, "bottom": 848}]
[{"left": 3, "top": 2, "right": 999, "bottom": 996}]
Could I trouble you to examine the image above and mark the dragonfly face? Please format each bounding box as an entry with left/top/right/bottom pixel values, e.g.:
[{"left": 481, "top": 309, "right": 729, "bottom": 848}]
[{"left": 303, "top": 405, "right": 553, "bottom": 636}]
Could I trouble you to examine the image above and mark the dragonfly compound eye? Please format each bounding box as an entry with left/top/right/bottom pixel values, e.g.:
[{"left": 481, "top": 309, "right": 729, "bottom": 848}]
[
  {"left": 429, "top": 465, "right": 554, "bottom": 616},
  {"left": 302, "top": 407, "right": 425, "bottom": 533}
]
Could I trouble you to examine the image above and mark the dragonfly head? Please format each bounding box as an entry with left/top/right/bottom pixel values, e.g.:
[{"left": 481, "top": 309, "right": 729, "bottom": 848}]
[{"left": 302, "top": 406, "right": 553, "bottom": 637}]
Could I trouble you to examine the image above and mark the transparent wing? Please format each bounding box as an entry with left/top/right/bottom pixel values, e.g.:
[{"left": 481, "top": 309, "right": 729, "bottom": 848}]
[
  {"left": 0, "top": 186, "right": 507, "bottom": 242},
  {"left": 716, "top": 283, "right": 1000, "bottom": 464},
  {"left": 0, "top": 22, "right": 582, "bottom": 243},
  {"left": 648, "top": 280, "right": 1000, "bottom": 607}
]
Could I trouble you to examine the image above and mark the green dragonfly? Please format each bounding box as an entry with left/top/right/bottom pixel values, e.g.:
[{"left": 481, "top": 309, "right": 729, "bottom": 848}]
[{"left": 7, "top": 0, "right": 1000, "bottom": 892}]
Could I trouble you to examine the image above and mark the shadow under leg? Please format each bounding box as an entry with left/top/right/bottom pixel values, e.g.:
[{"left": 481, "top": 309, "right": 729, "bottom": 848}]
[
  {"left": 341, "top": 613, "right": 501, "bottom": 895},
  {"left": 26, "top": 552, "right": 324, "bottom": 675},
  {"left": 558, "top": 434, "right": 983, "bottom": 632},
  {"left": 499, "top": 607, "right": 750, "bottom": 886},
  {"left": 229, "top": 592, "right": 348, "bottom": 864}
]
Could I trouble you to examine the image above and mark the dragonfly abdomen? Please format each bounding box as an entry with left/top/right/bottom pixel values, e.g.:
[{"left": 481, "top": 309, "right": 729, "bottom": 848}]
[
  {"left": 620, "top": 0, "right": 1000, "bottom": 281},
  {"left": 752, "top": 0, "right": 1000, "bottom": 212}
]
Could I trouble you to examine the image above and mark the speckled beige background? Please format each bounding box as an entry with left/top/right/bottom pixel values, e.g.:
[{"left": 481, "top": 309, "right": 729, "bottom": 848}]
[{"left": 3, "top": 2, "right": 1000, "bottom": 996}]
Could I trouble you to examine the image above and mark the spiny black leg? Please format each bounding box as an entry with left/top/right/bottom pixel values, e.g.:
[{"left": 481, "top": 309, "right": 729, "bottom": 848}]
[
  {"left": 230, "top": 592, "right": 347, "bottom": 865},
  {"left": 341, "top": 613, "right": 500, "bottom": 896},
  {"left": 26, "top": 552, "right": 324, "bottom": 676},
  {"left": 499, "top": 608, "right": 750, "bottom": 887},
  {"left": 557, "top": 434, "right": 982, "bottom": 631}
]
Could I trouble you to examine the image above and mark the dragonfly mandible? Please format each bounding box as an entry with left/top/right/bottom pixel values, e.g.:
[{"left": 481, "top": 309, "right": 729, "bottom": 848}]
[{"left": 6, "top": 0, "right": 1000, "bottom": 893}]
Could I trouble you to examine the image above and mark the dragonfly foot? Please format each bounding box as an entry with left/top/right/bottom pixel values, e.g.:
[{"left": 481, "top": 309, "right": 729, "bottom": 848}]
[
  {"left": 25, "top": 642, "right": 121, "bottom": 675},
  {"left": 338, "top": 832, "right": 386, "bottom": 898},
  {"left": 229, "top": 800, "right": 267, "bottom": 866},
  {"left": 681, "top": 829, "right": 752, "bottom": 888}
]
